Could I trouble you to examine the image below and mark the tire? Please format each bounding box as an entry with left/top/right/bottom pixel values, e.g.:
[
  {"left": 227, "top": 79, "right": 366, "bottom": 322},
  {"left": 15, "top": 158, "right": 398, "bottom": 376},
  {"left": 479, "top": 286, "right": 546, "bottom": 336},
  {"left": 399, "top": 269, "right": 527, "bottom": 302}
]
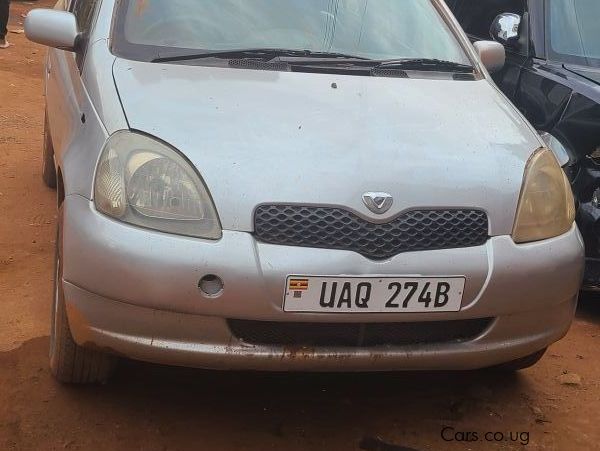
[
  {"left": 494, "top": 348, "right": 547, "bottom": 372},
  {"left": 42, "top": 113, "right": 57, "bottom": 189},
  {"left": 50, "top": 206, "right": 117, "bottom": 384}
]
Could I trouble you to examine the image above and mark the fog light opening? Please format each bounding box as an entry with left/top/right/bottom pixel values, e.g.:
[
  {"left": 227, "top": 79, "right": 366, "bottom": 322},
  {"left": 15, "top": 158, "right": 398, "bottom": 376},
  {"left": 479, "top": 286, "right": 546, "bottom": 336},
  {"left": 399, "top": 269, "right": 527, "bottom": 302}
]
[{"left": 198, "top": 274, "right": 224, "bottom": 298}]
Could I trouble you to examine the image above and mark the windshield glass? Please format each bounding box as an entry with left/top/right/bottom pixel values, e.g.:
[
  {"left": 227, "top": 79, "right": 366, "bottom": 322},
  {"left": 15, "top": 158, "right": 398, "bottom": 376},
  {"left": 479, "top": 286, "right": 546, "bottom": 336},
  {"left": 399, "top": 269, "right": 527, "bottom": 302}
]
[
  {"left": 548, "top": 0, "right": 600, "bottom": 67},
  {"left": 112, "top": 0, "right": 470, "bottom": 64}
]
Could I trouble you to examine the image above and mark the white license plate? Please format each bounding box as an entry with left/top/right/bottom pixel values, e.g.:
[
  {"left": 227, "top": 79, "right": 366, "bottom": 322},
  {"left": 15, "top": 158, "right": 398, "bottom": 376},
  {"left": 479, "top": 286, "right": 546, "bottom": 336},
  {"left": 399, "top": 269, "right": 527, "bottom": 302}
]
[{"left": 284, "top": 276, "right": 465, "bottom": 313}]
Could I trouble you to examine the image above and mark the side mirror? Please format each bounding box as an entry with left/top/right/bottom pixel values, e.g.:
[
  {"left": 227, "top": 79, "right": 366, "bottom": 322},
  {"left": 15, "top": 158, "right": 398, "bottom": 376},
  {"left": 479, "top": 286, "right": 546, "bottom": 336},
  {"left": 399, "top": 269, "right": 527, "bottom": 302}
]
[
  {"left": 490, "top": 13, "right": 521, "bottom": 46},
  {"left": 473, "top": 41, "right": 506, "bottom": 73},
  {"left": 24, "top": 9, "right": 79, "bottom": 51}
]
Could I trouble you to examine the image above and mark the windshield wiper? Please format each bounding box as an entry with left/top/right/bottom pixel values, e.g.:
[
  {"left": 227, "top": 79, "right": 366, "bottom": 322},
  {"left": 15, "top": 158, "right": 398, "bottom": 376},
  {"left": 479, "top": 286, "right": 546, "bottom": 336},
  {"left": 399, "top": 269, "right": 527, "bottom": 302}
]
[
  {"left": 373, "top": 58, "right": 474, "bottom": 73},
  {"left": 151, "top": 48, "right": 371, "bottom": 63},
  {"left": 151, "top": 51, "right": 474, "bottom": 75}
]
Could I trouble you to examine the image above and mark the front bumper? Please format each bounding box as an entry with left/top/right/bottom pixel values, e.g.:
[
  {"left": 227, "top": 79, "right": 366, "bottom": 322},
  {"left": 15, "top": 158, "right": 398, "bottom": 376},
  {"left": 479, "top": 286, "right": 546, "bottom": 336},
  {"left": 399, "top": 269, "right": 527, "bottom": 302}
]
[{"left": 62, "top": 195, "right": 584, "bottom": 370}]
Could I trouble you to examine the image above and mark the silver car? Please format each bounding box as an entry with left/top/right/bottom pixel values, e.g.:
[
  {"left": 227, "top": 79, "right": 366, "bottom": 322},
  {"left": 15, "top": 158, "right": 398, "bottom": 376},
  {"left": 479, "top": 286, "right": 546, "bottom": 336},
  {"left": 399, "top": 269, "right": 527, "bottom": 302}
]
[{"left": 25, "top": 0, "right": 584, "bottom": 384}]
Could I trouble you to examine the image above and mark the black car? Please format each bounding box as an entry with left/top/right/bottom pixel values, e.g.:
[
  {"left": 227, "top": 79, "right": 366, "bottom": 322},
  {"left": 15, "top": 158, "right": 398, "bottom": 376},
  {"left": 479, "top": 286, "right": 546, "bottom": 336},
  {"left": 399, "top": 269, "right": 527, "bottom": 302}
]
[{"left": 447, "top": 0, "right": 600, "bottom": 288}]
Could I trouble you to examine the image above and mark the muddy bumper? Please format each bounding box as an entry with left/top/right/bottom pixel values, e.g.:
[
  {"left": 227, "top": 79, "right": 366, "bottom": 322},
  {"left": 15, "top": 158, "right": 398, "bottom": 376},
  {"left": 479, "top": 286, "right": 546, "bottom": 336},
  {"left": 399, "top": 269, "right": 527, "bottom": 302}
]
[
  {"left": 63, "top": 283, "right": 577, "bottom": 371},
  {"left": 61, "top": 195, "right": 584, "bottom": 371}
]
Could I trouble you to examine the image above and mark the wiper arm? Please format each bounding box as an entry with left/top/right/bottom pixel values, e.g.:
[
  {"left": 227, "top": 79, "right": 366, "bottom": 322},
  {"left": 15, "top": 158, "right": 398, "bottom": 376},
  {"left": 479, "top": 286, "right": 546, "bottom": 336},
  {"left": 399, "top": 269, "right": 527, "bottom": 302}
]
[
  {"left": 151, "top": 50, "right": 473, "bottom": 75},
  {"left": 151, "top": 48, "right": 371, "bottom": 63},
  {"left": 152, "top": 49, "right": 280, "bottom": 63},
  {"left": 374, "top": 58, "right": 474, "bottom": 73},
  {"left": 270, "top": 51, "right": 371, "bottom": 62}
]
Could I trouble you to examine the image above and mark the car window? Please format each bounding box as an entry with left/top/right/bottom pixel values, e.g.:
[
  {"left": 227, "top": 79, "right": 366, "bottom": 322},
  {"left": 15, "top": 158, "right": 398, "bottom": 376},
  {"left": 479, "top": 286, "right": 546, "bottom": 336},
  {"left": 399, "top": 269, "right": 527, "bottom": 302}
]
[
  {"left": 112, "top": 0, "right": 471, "bottom": 65},
  {"left": 547, "top": 0, "right": 600, "bottom": 67},
  {"left": 449, "top": 0, "right": 525, "bottom": 41},
  {"left": 70, "top": 0, "right": 99, "bottom": 36},
  {"left": 55, "top": 0, "right": 68, "bottom": 11},
  {"left": 69, "top": 0, "right": 100, "bottom": 68}
]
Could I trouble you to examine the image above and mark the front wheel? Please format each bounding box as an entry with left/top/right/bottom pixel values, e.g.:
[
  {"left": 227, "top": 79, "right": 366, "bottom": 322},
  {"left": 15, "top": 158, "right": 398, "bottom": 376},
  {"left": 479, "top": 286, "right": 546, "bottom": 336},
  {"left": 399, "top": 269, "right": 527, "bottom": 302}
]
[
  {"left": 50, "top": 206, "right": 117, "bottom": 384},
  {"left": 42, "top": 113, "right": 57, "bottom": 189}
]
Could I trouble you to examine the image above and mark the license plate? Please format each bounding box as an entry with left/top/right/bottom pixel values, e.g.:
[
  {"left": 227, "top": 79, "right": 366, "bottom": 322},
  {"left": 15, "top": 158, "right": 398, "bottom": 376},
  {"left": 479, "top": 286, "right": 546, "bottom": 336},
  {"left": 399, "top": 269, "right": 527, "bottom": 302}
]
[{"left": 284, "top": 276, "right": 465, "bottom": 313}]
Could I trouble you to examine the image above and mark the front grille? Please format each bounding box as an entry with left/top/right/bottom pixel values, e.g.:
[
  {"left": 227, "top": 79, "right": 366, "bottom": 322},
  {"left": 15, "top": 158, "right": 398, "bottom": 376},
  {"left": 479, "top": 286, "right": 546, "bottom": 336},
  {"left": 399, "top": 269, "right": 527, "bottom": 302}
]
[
  {"left": 254, "top": 205, "right": 489, "bottom": 260},
  {"left": 228, "top": 319, "right": 492, "bottom": 348}
]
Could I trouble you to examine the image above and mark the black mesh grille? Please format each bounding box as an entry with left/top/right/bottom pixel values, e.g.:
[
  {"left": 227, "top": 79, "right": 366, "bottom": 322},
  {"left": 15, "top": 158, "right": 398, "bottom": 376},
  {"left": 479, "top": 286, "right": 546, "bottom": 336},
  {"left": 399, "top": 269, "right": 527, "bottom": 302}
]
[
  {"left": 371, "top": 68, "right": 409, "bottom": 78},
  {"left": 228, "top": 319, "right": 492, "bottom": 348},
  {"left": 453, "top": 73, "right": 477, "bottom": 81},
  {"left": 228, "top": 59, "right": 290, "bottom": 71},
  {"left": 254, "top": 205, "right": 489, "bottom": 260}
]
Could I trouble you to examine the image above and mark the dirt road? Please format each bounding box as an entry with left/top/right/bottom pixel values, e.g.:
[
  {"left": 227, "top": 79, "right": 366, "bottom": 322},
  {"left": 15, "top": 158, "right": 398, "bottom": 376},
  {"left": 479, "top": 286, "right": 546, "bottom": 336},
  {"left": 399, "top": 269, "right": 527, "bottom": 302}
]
[{"left": 1, "top": 2, "right": 599, "bottom": 450}]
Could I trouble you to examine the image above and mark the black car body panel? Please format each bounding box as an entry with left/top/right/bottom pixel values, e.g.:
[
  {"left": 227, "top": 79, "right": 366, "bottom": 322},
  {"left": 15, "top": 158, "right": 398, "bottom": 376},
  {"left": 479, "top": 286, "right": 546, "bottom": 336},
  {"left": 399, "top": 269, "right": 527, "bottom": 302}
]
[
  {"left": 448, "top": 0, "right": 600, "bottom": 287},
  {"left": 566, "top": 66, "right": 600, "bottom": 86}
]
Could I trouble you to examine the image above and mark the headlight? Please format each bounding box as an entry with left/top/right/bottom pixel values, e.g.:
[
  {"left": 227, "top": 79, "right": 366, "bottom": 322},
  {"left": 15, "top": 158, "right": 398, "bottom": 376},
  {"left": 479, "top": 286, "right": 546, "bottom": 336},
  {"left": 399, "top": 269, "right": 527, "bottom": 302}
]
[
  {"left": 94, "top": 131, "right": 221, "bottom": 239},
  {"left": 512, "top": 148, "right": 575, "bottom": 243}
]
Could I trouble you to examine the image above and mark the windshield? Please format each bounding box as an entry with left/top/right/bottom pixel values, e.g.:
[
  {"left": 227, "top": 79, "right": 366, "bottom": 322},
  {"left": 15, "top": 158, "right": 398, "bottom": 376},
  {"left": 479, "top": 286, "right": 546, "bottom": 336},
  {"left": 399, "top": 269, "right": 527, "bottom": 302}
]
[
  {"left": 112, "top": 0, "right": 470, "bottom": 65},
  {"left": 547, "top": 0, "right": 600, "bottom": 67}
]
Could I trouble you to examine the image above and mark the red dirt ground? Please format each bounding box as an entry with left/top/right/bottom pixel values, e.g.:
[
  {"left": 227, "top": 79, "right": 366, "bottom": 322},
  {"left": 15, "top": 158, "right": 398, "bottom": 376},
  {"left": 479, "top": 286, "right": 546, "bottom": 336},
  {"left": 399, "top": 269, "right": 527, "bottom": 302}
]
[{"left": 1, "top": 2, "right": 599, "bottom": 450}]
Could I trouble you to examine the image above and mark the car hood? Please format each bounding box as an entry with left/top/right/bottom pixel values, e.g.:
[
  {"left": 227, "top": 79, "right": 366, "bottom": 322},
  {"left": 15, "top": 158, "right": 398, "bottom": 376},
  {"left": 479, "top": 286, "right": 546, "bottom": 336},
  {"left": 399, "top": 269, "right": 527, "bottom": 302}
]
[{"left": 113, "top": 59, "right": 541, "bottom": 235}]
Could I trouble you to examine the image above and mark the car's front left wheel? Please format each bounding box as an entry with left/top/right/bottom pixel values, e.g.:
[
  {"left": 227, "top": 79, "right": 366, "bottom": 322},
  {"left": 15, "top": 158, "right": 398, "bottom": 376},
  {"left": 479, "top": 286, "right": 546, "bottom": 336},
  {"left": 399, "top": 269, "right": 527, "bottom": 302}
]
[
  {"left": 50, "top": 206, "right": 117, "bottom": 384},
  {"left": 42, "top": 112, "right": 57, "bottom": 189}
]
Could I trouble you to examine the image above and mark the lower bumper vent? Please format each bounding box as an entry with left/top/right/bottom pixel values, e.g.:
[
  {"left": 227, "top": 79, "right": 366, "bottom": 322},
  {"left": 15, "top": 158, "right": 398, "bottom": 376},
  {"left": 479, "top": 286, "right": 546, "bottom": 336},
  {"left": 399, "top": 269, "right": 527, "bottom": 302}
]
[{"left": 227, "top": 319, "right": 492, "bottom": 348}]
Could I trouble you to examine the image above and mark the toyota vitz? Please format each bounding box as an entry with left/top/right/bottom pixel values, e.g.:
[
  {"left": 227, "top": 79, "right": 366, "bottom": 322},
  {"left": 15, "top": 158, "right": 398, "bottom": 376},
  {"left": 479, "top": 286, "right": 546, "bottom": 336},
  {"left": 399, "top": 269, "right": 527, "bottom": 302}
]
[{"left": 26, "top": 0, "right": 584, "bottom": 383}]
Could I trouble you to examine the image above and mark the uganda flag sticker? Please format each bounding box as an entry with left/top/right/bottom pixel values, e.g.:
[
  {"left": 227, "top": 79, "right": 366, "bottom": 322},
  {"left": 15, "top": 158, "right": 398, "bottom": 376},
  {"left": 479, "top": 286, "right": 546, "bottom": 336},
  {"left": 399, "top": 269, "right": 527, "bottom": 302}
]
[{"left": 289, "top": 278, "right": 309, "bottom": 298}]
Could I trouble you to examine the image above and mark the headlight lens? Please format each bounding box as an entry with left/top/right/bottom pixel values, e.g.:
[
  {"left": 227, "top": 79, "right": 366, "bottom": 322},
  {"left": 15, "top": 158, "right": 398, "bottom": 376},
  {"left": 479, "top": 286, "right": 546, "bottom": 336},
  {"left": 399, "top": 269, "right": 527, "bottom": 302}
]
[
  {"left": 94, "top": 131, "right": 221, "bottom": 239},
  {"left": 512, "top": 148, "right": 575, "bottom": 243}
]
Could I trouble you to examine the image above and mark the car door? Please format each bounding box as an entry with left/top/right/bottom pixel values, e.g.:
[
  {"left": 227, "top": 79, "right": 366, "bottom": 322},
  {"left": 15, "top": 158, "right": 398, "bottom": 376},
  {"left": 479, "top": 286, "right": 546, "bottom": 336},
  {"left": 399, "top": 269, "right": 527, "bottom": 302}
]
[
  {"left": 45, "top": 0, "right": 100, "bottom": 164},
  {"left": 512, "top": 0, "right": 573, "bottom": 137},
  {"left": 448, "top": 0, "right": 530, "bottom": 101}
]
